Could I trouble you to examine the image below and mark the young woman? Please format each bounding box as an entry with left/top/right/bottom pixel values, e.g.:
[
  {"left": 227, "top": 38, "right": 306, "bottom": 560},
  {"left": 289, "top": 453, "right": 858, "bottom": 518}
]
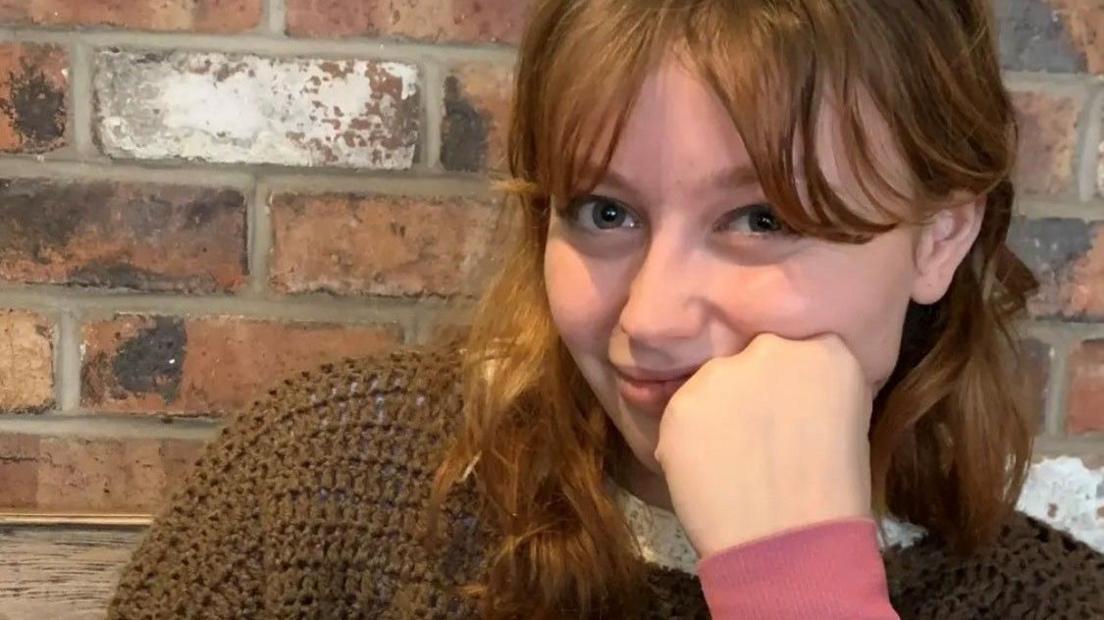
[{"left": 108, "top": 0, "right": 1104, "bottom": 618}]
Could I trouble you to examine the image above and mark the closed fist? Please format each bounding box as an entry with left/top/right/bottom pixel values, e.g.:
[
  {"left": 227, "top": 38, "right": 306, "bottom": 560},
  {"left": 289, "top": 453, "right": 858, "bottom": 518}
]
[{"left": 654, "top": 333, "right": 875, "bottom": 558}]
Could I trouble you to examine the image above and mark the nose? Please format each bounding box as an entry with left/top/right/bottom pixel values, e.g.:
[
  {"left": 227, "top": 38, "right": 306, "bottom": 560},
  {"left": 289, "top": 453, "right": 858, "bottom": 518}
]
[{"left": 617, "top": 240, "right": 704, "bottom": 346}]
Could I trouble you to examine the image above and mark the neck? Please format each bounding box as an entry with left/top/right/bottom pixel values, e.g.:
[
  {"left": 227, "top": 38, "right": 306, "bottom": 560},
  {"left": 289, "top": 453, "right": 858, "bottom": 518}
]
[{"left": 612, "top": 448, "right": 676, "bottom": 512}]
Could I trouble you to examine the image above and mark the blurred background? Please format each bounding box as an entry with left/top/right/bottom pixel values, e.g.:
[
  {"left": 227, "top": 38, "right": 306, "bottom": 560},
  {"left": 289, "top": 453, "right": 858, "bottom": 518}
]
[{"left": 0, "top": 0, "right": 1100, "bottom": 618}]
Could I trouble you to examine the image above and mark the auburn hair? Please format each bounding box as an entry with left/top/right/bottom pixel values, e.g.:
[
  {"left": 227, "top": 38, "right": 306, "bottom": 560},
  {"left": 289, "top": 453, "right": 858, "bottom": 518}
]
[{"left": 427, "top": 1, "right": 1040, "bottom": 618}]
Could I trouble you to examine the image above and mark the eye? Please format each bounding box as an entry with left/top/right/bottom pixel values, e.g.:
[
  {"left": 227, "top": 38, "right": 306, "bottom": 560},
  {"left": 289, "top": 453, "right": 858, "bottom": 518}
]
[
  {"left": 716, "top": 203, "right": 793, "bottom": 236},
  {"left": 562, "top": 195, "right": 642, "bottom": 232}
]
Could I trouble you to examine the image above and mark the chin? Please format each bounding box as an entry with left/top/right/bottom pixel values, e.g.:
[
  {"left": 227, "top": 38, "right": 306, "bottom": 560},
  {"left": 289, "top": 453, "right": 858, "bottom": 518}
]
[{"left": 606, "top": 403, "right": 664, "bottom": 473}]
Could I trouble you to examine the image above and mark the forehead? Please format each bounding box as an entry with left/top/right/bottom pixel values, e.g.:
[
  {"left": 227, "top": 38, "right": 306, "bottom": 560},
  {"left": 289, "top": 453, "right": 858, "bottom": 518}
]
[
  {"left": 597, "top": 56, "right": 912, "bottom": 216},
  {"left": 604, "top": 57, "right": 754, "bottom": 190}
]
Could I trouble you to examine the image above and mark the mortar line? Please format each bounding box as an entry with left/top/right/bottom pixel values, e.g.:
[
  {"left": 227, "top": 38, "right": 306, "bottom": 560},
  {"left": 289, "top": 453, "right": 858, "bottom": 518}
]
[
  {"left": 0, "top": 287, "right": 444, "bottom": 324},
  {"left": 423, "top": 60, "right": 443, "bottom": 173},
  {"left": 0, "top": 28, "right": 520, "bottom": 66},
  {"left": 67, "top": 38, "right": 96, "bottom": 158},
  {"left": 0, "top": 414, "right": 221, "bottom": 440},
  {"left": 1077, "top": 86, "right": 1103, "bottom": 202},
  {"left": 249, "top": 177, "right": 271, "bottom": 295},
  {"left": 55, "top": 310, "right": 81, "bottom": 413},
  {"left": 265, "top": 0, "right": 287, "bottom": 36}
]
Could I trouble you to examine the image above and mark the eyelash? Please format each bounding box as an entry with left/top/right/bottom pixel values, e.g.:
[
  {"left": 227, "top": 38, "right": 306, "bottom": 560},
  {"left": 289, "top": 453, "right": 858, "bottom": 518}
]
[{"left": 559, "top": 195, "right": 795, "bottom": 237}]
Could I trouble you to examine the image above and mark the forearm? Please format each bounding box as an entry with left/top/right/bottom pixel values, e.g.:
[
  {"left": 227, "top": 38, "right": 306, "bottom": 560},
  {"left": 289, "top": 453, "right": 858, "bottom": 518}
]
[{"left": 698, "top": 518, "right": 899, "bottom": 620}]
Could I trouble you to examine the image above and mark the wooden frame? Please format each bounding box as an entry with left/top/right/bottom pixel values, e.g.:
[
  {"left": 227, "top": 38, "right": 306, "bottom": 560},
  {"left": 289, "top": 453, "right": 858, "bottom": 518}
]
[{"left": 0, "top": 512, "right": 153, "bottom": 527}]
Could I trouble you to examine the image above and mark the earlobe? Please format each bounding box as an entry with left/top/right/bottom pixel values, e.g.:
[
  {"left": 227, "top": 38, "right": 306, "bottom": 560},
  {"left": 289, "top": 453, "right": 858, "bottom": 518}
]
[{"left": 911, "top": 196, "right": 985, "bottom": 305}]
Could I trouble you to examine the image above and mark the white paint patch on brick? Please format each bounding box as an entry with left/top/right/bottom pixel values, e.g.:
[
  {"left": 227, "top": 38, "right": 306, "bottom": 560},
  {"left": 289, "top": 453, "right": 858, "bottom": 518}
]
[
  {"left": 94, "top": 50, "right": 420, "bottom": 169},
  {"left": 1017, "top": 456, "right": 1104, "bottom": 552},
  {"left": 880, "top": 456, "right": 1104, "bottom": 552}
]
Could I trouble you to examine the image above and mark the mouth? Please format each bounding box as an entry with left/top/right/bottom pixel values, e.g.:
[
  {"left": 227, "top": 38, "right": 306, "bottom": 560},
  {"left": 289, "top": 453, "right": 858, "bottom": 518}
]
[{"left": 613, "top": 367, "right": 696, "bottom": 415}]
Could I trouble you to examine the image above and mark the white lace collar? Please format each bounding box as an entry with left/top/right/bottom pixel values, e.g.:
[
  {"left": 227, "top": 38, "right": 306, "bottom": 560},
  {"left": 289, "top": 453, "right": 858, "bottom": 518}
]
[
  {"left": 606, "top": 479, "right": 928, "bottom": 576},
  {"left": 605, "top": 456, "right": 1104, "bottom": 575}
]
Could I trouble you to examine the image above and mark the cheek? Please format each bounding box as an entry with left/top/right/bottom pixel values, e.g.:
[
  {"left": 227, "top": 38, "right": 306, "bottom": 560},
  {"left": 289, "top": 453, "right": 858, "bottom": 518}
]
[
  {"left": 543, "top": 237, "right": 622, "bottom": 351},
  {"left": 715, "top": 240, "right": 916, "bottom": 386},
  {"left": 815, "top": 274, "right": 910, "bottom": 385},
  {"left": 803, "top": 242, "right": 916, "bottom": 384}
]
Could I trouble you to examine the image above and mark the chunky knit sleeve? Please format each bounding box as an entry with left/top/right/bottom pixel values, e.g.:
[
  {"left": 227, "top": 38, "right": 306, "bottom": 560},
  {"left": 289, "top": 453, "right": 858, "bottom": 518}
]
[
  {"left": 886, "top": 511, "right": 1104, "bottom": 618},
  {"left": 106, "top": 342, "right": 473, "bottom": 619},
  {"left": 106, "top": 383, "right": 276, "bottom": 619}
]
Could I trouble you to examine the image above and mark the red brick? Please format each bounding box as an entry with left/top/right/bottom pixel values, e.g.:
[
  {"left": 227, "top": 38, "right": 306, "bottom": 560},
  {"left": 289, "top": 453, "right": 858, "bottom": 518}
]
[
  {"left": 0, "top": 0, "right": 262, "bottom": 33},
  {"left": 269, "top": 193, "right": 500, "bottom": 298},
  {"left": 0, "top": 43, "right": 66, "bottom": 154},
  {"left": 1066, "top": 340, "right": 1104, "bottom": 435},
  {"left": 442, "top": 64, "right": 513, "bottom": 173},
  {"left": 286, "top": 0, "right": 533, "bottom": 44},
  {"left": 1007, "top": 218, "right": 1104, "bottom": 319},
  {"left": 0, "top": 433, "right": 207, "bottom": 513},
  {"left": 0, "top": 310, "right": 53, "bottom": 414},
  {"left": 81, "top": 316, "right": 402, "bottom": 416},
  {"left": 0, "top": 179, "right": 247, "bottom": 293},
  {"left": 0, "top": 434, "right": 39, "bottom": 507},
  {"left": 1012, "top": 89, "right": 1084, "bottom": 197}
]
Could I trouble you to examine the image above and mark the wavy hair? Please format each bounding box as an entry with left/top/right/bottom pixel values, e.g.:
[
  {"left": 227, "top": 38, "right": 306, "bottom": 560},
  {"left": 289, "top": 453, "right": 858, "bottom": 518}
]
[{"left": 427, "top": 1, "right": 1040, "bottom": 617}]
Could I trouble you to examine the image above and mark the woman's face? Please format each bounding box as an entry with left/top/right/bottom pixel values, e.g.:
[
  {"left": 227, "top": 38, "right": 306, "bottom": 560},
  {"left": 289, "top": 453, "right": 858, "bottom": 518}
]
[{"left": 543, "top": 57, "right": 978, "bottom": 489}]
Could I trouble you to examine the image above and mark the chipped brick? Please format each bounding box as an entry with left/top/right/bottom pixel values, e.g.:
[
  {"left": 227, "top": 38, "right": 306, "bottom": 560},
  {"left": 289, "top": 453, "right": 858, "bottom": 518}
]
[{"left": 94, "top": 50, "right": 420, "bottom": 169}]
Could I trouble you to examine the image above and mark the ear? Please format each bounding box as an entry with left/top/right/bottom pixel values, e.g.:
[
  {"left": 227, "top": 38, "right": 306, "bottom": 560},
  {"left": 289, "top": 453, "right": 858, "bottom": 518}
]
[{"left": 911, "top": 195, "right": 985, "bottom": 305}]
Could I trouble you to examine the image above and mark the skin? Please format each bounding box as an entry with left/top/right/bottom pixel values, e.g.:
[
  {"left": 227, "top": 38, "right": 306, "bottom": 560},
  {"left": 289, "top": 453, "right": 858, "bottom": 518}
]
[{"left": 543, "top": 55, "right": 983, "bottom": 558}]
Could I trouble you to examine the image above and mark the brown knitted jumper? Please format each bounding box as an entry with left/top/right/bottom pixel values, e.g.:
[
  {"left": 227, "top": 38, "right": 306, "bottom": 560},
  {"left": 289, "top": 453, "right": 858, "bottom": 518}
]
[{"left": 108, "top": 340, "right": 1104, "bottom": 619}]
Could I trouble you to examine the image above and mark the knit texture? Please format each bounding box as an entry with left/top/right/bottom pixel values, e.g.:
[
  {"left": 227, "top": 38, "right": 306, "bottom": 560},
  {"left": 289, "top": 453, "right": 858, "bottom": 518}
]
[{"left": 108, "top": 340, "right": 1104, "bottom": 619}]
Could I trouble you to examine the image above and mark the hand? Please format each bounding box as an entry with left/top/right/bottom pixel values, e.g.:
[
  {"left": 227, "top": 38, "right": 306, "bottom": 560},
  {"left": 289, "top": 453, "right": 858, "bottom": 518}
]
[{"left": 653, "top": 332, "right": 875, "bottom": 559}]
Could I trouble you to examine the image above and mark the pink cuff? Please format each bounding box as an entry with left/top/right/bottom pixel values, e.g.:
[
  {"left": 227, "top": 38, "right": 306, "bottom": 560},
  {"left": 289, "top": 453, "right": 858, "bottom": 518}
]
[{"left": 697, "top": 518, "right": 899, "bottom": 620}]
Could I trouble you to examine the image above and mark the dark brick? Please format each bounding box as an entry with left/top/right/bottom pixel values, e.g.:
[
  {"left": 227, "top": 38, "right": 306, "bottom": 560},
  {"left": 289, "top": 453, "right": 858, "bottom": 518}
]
[
  {"left": 997, "top": 0, "right": 1104, "bottom": 74},
  {"left": 0, "top": 44, "right": 66, "bottom": 154},
  {"left": 1007, "top": 218, "right": 1104, "bottom": 320},
  {"left": 441, "top": 64, "right": 513, "bottom": 173},
  {"left": 0, "top": 179, "right": 247, "bottom": 293}
]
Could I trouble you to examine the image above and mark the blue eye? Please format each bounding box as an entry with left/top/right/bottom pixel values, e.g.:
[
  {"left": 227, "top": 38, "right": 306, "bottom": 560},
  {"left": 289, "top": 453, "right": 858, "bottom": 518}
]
[
  {"left": 563, "top": 196, "right": 641, "bottom": 231},
  {"left": 717, "top": 203, "right": 792, "bottom": 235}
]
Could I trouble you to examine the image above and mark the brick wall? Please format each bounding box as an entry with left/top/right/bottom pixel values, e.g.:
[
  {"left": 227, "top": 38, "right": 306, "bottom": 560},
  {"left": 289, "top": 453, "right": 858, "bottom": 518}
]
[
  {"left": 0, "top": 0, "right": 1100, "bottom": 602},
  {"left": 0, "top": 0, "right": 519, "bottom": 522}
]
